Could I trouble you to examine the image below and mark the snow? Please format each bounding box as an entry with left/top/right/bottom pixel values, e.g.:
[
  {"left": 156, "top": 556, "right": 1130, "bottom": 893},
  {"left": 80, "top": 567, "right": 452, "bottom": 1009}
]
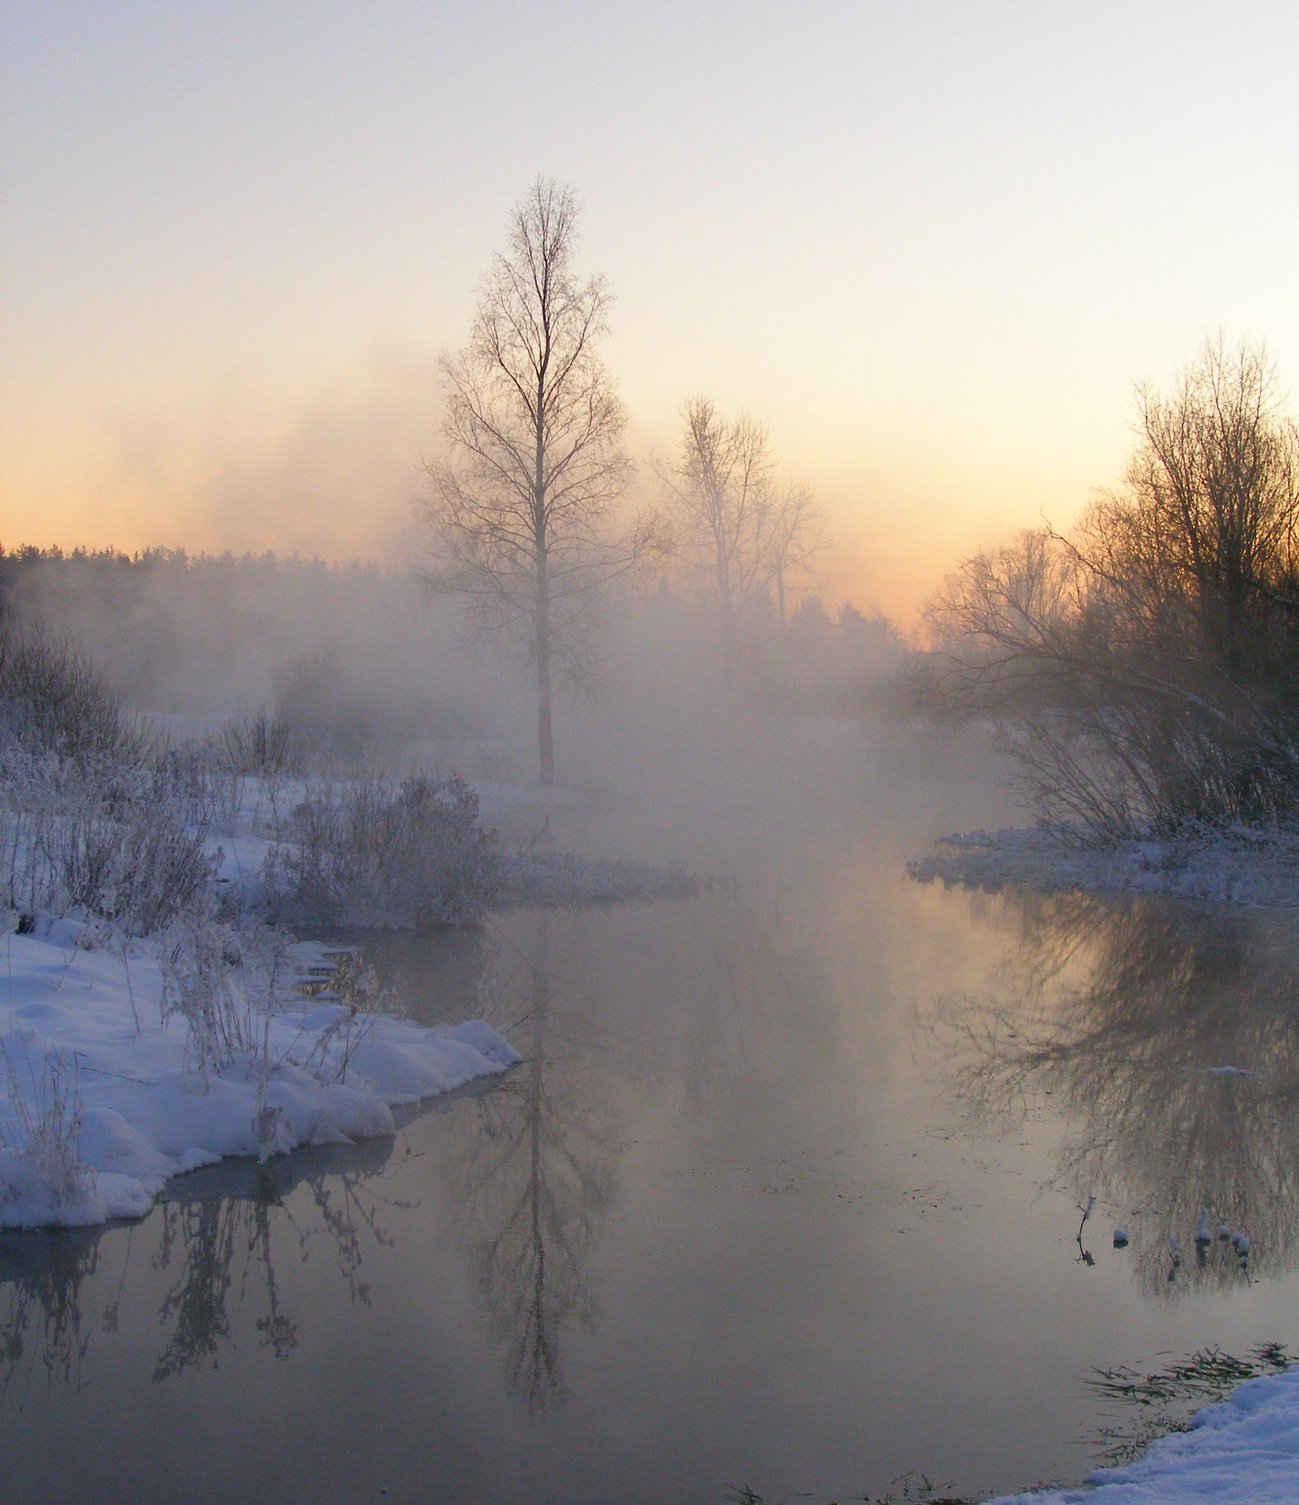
[
  {"left": 0, "top": 755, "right": 695, "bottom": 1232},
  {"left": 0, "top": 917, "right": 520, "bottom": 1230},
  {"left": 909, "top": 821, "right": 1299, "bottom": 907},
  {"left": 988, "top": 1368, "right": 1299, "bottom": 1504}
]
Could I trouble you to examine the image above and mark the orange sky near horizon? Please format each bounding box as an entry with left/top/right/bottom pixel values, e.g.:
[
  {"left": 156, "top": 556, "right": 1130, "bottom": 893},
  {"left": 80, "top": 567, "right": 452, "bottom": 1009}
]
[{"left": 4, "top": 2, "right": 1298, "bottom": 628}]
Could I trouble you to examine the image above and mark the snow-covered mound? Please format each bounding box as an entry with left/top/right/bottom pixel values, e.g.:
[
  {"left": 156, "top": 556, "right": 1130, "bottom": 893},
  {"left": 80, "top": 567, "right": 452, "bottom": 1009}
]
[
  {"left": 989, "top": 1367, "right": 1299, "bottom": 1504},
  {"left": 0, "top": 918, "right": 520, "bottom": 1230},
  {"left": 910, "top": 822, "right": 1299, "bottom": 907}
]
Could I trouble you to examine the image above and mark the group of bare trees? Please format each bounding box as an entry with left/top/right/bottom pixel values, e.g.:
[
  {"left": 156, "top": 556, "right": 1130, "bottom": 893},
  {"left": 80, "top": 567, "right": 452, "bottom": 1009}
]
[
  {"left": 658, "top": 398, "right": 823, "bottom": 674},
  {"left": 927, "top": 337, "right": 1299, "bottom": 835},
  {"left": 419, "top": 179, "right": 824, "bottom": 783}
]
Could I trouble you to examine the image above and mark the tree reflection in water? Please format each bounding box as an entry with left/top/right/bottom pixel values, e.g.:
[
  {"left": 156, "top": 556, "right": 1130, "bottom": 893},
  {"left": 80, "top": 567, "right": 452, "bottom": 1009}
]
[
  {"left": 437, "top": 910, "right": 620, "bottom": 1413},
  {"left": 935, "top": 888, "right": 1299, "bottom": 1296},
  {"left": 0, "top": 1224, "right": 100, "bottom": 1404},
  {"left": 0, "top": 1134, "right": 402, "bottom": 1400}
]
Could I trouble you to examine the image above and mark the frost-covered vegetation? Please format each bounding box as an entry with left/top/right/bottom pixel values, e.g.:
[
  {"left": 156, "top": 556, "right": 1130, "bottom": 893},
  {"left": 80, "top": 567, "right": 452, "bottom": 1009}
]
[
  {"left": 0, "top": 628, "right": 519, "bottom": 1229},
  {"left": 924, "top": 338, "right": 1299, "bottom": 844},
  {"left": 909, "top": 820, "right": 1299, "bottom": 907},
  {"left": 263, "top": 773, "right": 501, "bottom": 927},
  {"left": 0, "top": 589, "right": 720, "bottom": 1230},
  {"left": 0, "top": 628, "right": 502, "bottom": 934}
]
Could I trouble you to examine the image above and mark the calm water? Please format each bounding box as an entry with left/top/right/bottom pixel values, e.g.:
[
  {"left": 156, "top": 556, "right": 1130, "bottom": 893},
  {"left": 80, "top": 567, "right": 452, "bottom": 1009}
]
[{"left": 5, "top": 735, "right": 1299, "bottom": 1503}]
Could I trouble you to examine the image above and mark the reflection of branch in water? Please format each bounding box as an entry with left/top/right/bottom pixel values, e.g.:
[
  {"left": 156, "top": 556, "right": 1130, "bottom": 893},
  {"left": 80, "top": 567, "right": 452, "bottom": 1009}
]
[
  {"left": 442, "top": 911, "right": 619, "bottom": 1413},
  {"left": 932, "top": 890, "right": 1299, "bottom": 1296},
  {"left": 152, "top": 1146, "right": 402, "bottom": 1377},
  {"left": 1075, "top": 1197, "right": 1095, "bottom": 1266},
  {"left": 0, "top": 1226, "right": 100, "bottom": 1407},
  {"left": 0, "top": 1135, "right": 402, "bottom": 1398},
  {"left": 152, "top": 1198, "right": 239, "bottom": 1378}
]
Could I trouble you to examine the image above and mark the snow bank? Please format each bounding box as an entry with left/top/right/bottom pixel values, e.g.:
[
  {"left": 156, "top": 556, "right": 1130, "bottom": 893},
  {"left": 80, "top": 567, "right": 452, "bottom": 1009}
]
[
  {"left": 910, "top": 822, "right": 1299, "bottom": 907},
  {"left": 0, "top": 919, "right": 520, "bottom": 1230},
  {"left": 989, "top": 1367, "right": 1299, "bottom": 1504}
]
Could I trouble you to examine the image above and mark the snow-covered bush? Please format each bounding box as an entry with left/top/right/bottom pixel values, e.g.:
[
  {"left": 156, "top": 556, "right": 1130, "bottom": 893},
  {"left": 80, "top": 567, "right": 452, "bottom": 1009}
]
[
  {"left": 155, "top": 908, "right": 292, "bottom": 1080},
  {"left": 0, "top": 626, "right": 139, "bottom": 763},
  {"left": 218, "top": 706, "right": 304, "bottom": 777},
  {"left": 0, "top": 750, "right": 210, "bottom": 934},
  {"left": 154, "top": 732, "right": 261, "bottom": 839},
  {"left": 264, "top": 774, "right": 501, "bottom": 927},
  {"left": 0, "top": 1047, "right": 103, "bottom": 1227}
]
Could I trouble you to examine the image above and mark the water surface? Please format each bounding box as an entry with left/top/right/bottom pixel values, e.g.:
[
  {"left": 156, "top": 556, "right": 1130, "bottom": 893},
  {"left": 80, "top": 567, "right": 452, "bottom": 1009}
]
[{"left": 5, "top": 739, "right": 1299, "bottom": 1502}]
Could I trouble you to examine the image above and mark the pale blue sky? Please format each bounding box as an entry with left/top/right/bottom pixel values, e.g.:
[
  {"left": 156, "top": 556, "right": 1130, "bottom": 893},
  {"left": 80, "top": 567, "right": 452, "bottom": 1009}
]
[{"left": 4, "top": 0, "right": 1298, "bottom": 616}]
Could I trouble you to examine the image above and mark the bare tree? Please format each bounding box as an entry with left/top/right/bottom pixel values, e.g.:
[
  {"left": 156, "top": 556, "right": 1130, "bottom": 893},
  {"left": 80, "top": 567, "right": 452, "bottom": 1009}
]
[
  {"left": 926, "top": 338, "right": 1299, "bottom": 835},
  {"left": 1078, "top": 335, "right": 1299, "bottom": 673},
  {"left": 661, "top": 399, "right": 823, "bottom": 670},
  {"left": 767, "top": 481, "right": 826, "bottom": 634},
  {"left": 420, "top": 179, "right": 646, "bottom": 784}
]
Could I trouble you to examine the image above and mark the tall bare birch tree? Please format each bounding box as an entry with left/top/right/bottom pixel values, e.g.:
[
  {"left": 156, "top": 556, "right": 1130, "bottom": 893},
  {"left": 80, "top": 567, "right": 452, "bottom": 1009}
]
[{"left": 420, "top": 180, "right": 639, "bottom": 784}]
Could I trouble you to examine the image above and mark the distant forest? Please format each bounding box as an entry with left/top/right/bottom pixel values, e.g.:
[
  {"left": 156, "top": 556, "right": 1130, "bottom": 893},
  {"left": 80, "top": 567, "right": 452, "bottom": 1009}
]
[{"left": 0, "top": 544, "right": 907, "bottom": 767}]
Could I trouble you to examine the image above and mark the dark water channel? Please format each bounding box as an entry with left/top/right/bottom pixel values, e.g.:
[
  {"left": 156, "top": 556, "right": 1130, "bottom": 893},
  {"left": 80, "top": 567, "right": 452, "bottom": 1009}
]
[{"left": 5, "top": 830, "right": 1299, "bottom": 1502}]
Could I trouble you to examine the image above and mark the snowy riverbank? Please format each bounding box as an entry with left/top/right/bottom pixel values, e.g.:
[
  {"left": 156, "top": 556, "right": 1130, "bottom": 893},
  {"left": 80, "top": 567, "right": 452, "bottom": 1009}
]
[
  {"left": 988, "top": 1367, "right": 1299, "bottom": 1504},
  {"left": 0, "top": 915, "right": 519, "bottom": 1229},
  {"left": 909, "top": 821, "right": 1299, "bottom": 908}
]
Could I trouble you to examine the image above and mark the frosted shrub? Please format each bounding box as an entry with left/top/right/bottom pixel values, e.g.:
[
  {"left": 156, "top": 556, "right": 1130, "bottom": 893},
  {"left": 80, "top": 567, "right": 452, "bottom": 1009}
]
[
  {"left": 0, "top": 626, "right": 138, "bottom": 763},
  {"left": 0, "top": 1049, "right": 101, "bottom": 1226},
  {"left": 0, "top": 747, "right": 210, "bottom": 934},
  {"left": 156, "top": 909, "right": 292, "bottom": 1080},
  {"left": 218, "top": 706, "right": 304, "bottom": 777},
  {"left": 266, "top": 774, "right": 501, "bottom": 927},
  {"left": 293, "top": 950, "right": 382, "bottom": 1086},
  {"left": 54, "top": 775, "right": 210, "bottom": 936},
  {"left": 152, "top": 736, "right": 244, "bottom": 836}
]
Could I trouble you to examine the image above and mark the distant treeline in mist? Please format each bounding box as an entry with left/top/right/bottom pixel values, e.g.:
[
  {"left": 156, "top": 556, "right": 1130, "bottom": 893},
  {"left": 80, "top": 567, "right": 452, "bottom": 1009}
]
[{"left": 0, "top": 543, "right": 907, "bottom": 773}]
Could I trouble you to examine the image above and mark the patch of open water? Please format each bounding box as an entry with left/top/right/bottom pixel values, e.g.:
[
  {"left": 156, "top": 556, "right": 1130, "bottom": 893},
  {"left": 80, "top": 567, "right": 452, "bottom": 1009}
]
[{"left": 4, "top": 835, "right": 1299, "bottom": 1503}]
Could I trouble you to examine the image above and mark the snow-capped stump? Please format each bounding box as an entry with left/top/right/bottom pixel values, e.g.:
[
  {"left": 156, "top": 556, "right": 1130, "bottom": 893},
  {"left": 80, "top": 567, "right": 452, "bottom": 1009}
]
[{"left": 1113, "top": 1227, "right": 1130, "bottom": 1248}]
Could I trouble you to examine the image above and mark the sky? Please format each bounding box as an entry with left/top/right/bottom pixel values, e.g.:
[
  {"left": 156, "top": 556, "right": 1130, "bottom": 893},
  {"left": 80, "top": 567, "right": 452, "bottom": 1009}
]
[{"left": 3, "top": 0, "right": 1299, "bottom": 624}]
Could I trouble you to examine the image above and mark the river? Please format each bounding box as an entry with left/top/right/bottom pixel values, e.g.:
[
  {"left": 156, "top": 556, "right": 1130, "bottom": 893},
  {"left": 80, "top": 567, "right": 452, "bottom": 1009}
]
[{"left": 4, "top": 721, "right": 1299, "bottom": 1503}]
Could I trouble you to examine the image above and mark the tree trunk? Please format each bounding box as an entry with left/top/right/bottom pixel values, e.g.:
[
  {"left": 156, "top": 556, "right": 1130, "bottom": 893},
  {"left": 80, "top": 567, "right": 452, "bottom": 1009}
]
[
  {"left": 535, "top": 503, "right": 555, "bottom": 785},
  {"left": 537, "top": 634, "right": 555, "bottom": 785},
  {"left": 535, "top": 385, "right": 555, "bottom": 786}
]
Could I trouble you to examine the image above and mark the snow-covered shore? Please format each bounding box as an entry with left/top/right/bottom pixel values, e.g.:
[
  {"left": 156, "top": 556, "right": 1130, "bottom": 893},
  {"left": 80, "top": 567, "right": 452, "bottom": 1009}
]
[
  {"left": 0, "top": 754, "right": 699, "bottom": 1233},
  {"left": 988, "top": 1367, "right": 1299, "bottom": 1504},
  {"left": 910, "top": 822, "right": 1299, "bottom": 908},
  {"left": 0, "top": 915, "right": 520, "bottom": 1230}
]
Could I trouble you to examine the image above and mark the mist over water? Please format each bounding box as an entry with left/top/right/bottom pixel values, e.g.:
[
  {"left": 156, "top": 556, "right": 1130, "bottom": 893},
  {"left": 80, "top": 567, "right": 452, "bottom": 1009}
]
[
  {"left": 5, "top": 552, "right": 1295, "bottom": 1502},
  {"left": 2, "top": 547, "right": 958, "bottom": 852}
]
